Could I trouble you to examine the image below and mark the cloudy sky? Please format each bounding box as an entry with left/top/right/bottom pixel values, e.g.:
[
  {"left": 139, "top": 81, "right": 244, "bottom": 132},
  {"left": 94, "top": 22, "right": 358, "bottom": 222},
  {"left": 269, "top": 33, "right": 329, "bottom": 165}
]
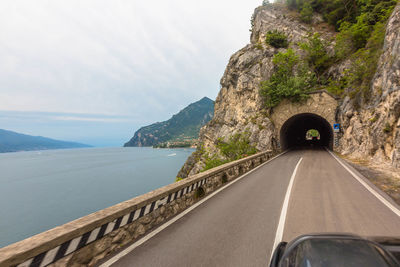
[{"left": 0, "top": 0, "right": 263, "bottom": 146}]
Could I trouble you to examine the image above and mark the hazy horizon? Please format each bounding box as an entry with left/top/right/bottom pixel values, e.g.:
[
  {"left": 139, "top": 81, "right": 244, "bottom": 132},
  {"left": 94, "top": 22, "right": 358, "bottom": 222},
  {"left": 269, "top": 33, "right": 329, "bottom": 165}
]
[{"left": 1, "top": 0, "right": 263, "bottom": 146}]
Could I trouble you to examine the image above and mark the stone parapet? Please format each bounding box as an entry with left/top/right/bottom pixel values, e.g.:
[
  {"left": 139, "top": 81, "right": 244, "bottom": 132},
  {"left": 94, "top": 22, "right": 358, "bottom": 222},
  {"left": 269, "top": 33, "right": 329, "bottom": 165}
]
[
  {"left": 271, "top": 90, "right": 338, "bottom": 134},
  {"left": 0, "top": 151, "right": 273, "bottom": 267}
]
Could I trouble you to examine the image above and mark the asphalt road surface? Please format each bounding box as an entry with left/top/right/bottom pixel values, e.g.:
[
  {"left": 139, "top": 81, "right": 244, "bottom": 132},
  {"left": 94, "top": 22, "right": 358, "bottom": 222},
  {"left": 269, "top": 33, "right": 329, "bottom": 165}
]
[{"left": 102, "top": 149, "right": 400, "bottom": 267}]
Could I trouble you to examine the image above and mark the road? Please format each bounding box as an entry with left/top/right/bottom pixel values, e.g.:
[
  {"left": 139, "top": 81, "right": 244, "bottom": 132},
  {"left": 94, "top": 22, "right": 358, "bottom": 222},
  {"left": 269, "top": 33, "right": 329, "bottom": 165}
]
[{"left": 101, "top": 149, "right": 400, "bottom": 267}]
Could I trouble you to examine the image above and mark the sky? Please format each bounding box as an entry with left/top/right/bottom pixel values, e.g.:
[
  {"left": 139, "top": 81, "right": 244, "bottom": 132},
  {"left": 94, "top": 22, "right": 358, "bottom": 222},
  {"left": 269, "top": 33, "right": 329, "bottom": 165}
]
[{"left": 0, "top": 0, "right": 263, "bottom": 146}]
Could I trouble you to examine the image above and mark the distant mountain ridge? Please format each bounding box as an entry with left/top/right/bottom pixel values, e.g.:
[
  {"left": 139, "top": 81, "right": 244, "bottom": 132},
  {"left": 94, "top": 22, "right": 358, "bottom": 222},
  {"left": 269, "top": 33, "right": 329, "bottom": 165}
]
[
  {"left": 124, "top": 97, "right": 214, "bottom": 147},
  {"left": 0, "top": 129, "right": 91, "bottom": 153}
]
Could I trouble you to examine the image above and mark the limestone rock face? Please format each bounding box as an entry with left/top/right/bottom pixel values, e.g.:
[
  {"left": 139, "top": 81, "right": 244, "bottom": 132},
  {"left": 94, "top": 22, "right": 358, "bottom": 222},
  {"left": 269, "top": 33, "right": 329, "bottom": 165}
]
[
  {"left": 178, "top": 5, "right": 313, "bottom": 178},
  {"left": 251, "top": 5, "right": 335, "bottom": 49},
  {"left": 338, "top": 4, "right": 400, "bottom": 168},
  {"left": 177, "top": 44, "right": 277, "bottom": 178},
  {"left": 178, "top": 3, "right": 400, "bottom": 178},
  {"left": 251, "top": 5, "right": 308, "bottom": 45}
]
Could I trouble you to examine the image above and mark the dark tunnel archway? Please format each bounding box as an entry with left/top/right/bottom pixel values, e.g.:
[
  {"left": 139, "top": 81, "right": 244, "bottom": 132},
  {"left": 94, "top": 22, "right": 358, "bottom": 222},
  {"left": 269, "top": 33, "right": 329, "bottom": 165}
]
[{"left": 280, "top": 113, "right": 333, "bottom": 150}]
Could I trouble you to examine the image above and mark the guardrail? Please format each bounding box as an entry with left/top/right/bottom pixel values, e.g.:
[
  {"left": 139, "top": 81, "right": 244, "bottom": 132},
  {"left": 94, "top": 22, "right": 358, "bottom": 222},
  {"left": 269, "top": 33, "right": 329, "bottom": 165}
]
[{"left": 0, "top": 150, "right": 273, "bottom": 267}]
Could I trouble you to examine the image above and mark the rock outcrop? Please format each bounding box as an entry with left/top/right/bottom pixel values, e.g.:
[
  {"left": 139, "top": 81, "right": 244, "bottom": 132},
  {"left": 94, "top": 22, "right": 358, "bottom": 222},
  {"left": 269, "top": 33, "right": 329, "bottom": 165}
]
[
  {"left": 178, "top": 4, "right": 314, "bottom": 178},
  {"left": 178, "top": 3, "right": 400, "bottom": 178},
  {"left": 338, "top": 4, "right": 400, "bottom": 168}
]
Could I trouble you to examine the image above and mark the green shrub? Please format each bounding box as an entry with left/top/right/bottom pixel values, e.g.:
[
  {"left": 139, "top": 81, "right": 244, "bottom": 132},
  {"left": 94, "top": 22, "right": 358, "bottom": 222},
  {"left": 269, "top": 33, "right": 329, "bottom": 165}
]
[
  {"left": 287, "top": 0, "right": 396, "bottom": 30},
  {"left": 334, "top": 22, "right": 356, "bottom": 59},
  {"left": 260, "top": 49, "right": 316, "bottom": 107},
  {"left": 307, "top": 129, "right": 319, "bottom": 137},
  {"left": 284, "top": 0, "right": 397, "bottom": 104},
  {"left": 202, "top": 132, "right": 257, "bottom": 172},
  {"left": 286, "top": 0, "right": 299, "bottom": 9},
  {"left": 255, "top": 42, "right": 264, "bottom": 50},
  {"left": 203, "top": 154, "right": 229, "bottom": 172},
  {"left": 334, "top": 0, "right": 396, "bottom": 59},
  {"left": 265, "top": 30, "right": 289, "bottom": 48},
  {"left": 299, "top": 33, "right": 331, "bottom": 75},
  {"left": 344, "top": 21, "right": 386, "bottom": 100},
  {"left": 300, "top": 2, "right": 314, "bottom": 23},
  {"left": 326, "top": 78, "right": 346, "bottom": 96},
  {"left": 217, "top": 133, "right": 257, "bottom": 160},
  {"left": 260, "top": 74, "right": 316, "bottom": 107},
  {"left": 272, "top": 48, "right": 299, "bottom": 74}
]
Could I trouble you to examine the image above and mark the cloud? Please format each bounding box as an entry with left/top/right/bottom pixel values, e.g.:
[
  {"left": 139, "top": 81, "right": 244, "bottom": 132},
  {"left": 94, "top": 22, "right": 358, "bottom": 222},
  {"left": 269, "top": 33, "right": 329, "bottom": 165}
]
[
  {"left": 0, "top": 0, "right": 261, "bottom": 116},
  {"left": 0, "top": 0, "right": 262, "bottom": 144}
]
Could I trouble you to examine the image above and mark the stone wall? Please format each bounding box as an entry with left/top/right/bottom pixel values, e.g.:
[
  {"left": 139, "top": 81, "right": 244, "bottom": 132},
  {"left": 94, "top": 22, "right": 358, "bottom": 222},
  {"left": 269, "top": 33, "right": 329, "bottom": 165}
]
[
  {"left": 0, "top": 151, "right": 273, "bottom": 267},
  {"left": 270, "top": 90, "right": 338, "bottom": 136}
]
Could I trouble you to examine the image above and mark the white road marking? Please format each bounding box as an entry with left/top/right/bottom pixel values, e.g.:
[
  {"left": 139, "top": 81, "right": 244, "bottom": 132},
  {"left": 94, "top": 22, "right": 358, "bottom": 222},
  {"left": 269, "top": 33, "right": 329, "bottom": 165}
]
[
  {"left": 270, "top": 157, "right": 303, "bottom": 261},
  {"left": 99, "top": 151, "right": 289, "bottom": 267},
  {"left": 327, "top": 149, "right": 400, "bottom": 217}
]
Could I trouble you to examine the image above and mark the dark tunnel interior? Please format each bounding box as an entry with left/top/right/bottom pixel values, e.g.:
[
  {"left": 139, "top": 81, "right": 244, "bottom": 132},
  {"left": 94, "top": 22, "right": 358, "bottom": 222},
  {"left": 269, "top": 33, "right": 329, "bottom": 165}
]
[{"left": 280, "top": 113, "right": 333, "bottom": 150}]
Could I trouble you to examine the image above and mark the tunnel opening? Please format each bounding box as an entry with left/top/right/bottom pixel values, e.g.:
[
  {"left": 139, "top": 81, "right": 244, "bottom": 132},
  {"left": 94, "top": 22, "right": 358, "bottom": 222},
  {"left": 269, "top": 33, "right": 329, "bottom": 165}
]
[
  {"left": 306, "top": 129, "right": 320, "bottom": 140},
  {"left": 280, "top": 113, "right": 333, "bottom": 150}
]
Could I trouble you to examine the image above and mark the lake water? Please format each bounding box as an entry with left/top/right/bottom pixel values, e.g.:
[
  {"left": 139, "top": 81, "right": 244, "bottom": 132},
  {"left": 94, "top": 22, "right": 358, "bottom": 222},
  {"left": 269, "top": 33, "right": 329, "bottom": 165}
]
[{"left": 0, "top": 147, "right": 194, "bottom": 248}]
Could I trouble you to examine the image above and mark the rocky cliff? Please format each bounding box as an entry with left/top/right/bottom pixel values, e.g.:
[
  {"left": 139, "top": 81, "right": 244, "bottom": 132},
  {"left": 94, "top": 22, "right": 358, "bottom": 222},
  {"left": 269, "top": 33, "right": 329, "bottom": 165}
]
[
  {"left": 178, "top": 2, "right": 400, "bottom": 178},
  {"left": 338, "top": 3, "right": 400, "bottom": 168}
]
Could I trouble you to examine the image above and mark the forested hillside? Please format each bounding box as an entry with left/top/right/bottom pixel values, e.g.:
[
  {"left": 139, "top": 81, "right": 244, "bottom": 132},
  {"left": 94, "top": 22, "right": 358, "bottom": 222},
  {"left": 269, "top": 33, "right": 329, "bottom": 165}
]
[
  {"left": 0, "top": 129, "right": 90, "bottom": 153},
  {"left": 124, "top": 97, "right": 214, "bottom": 147}
]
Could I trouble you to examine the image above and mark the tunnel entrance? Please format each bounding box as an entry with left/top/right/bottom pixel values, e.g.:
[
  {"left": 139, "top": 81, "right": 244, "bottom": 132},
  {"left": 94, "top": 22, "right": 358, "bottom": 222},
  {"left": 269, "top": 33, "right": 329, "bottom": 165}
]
[{"left": 280, "top": 113, "right": 333, "bottom": 150}]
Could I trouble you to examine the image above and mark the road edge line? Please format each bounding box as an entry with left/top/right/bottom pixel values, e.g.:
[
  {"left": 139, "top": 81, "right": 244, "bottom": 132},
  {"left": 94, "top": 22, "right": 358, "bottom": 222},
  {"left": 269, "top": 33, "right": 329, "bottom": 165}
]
[
  {"left": 270, "top": 157, "right": 303, "bottom": 262},
  {"left": 99, "top": 150, "right": 289, "bottom": 267},
  {"left": 327, "top": 149, "right": 400, "bottom": 218}
]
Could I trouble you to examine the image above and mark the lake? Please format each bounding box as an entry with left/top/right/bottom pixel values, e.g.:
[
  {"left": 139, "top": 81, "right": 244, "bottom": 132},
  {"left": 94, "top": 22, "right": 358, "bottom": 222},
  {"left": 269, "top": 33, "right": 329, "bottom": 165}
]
[{"left": 0, "top": 147, "right": 194, "bottom": 248}]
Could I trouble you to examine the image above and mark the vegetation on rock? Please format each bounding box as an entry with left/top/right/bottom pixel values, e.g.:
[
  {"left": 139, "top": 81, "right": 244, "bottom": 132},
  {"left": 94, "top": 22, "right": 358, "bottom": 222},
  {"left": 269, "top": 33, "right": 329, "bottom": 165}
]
[
  {"left": 260, "top": 48, "right": 317, "bottom": 108},
  {"left": 202, "top": 132, "right": 257, "bottom": 171},
  {"left": 300, "top": 2, "right": 314, "bottom": 23},
  {"left": 299, "top": 33, "right": 331, "bottom": 76},
  {"left": 178, "top": 1, "right": 400, "bottom": 179},
  {"left": 286, "top": 0, "right": 397, "bottom": 30},
  {"left": 260, "top": 0, "right": 397, "bottom": 109},
  {"left": 265, "top": 30, "right": 289, "bottom": 48}
]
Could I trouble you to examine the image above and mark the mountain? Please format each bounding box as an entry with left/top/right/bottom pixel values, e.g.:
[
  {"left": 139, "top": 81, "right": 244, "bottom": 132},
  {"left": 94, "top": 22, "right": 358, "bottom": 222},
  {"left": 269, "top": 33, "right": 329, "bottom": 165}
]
[
  {"left": 0, "top": 129, "right": 91, "bottom": 153},
  {"left": 124, "top": 97, "right": 214, "bottom": 147}
]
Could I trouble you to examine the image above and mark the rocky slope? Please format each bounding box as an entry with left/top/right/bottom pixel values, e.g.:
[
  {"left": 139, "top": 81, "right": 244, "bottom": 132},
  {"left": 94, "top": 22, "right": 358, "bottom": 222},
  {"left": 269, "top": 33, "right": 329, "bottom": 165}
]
[
  {"left": 179, "top": 4, "right": 310, "bottom": 177},
  {"left": 124, "top": 97, "right": 214, "bottom": 147},
  {"left": 338, "top": 4, "right": 400, "bottom": 168},
  {"left": 178, "top": 3, "right": 400, "bottom": 178}
]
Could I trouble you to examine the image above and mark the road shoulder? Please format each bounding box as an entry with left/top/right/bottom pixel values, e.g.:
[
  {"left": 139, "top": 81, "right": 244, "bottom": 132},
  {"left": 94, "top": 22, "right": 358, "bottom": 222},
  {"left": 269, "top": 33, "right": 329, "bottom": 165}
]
[{"left": 334, "top": 152, "right": 400, "bottom": 208}]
